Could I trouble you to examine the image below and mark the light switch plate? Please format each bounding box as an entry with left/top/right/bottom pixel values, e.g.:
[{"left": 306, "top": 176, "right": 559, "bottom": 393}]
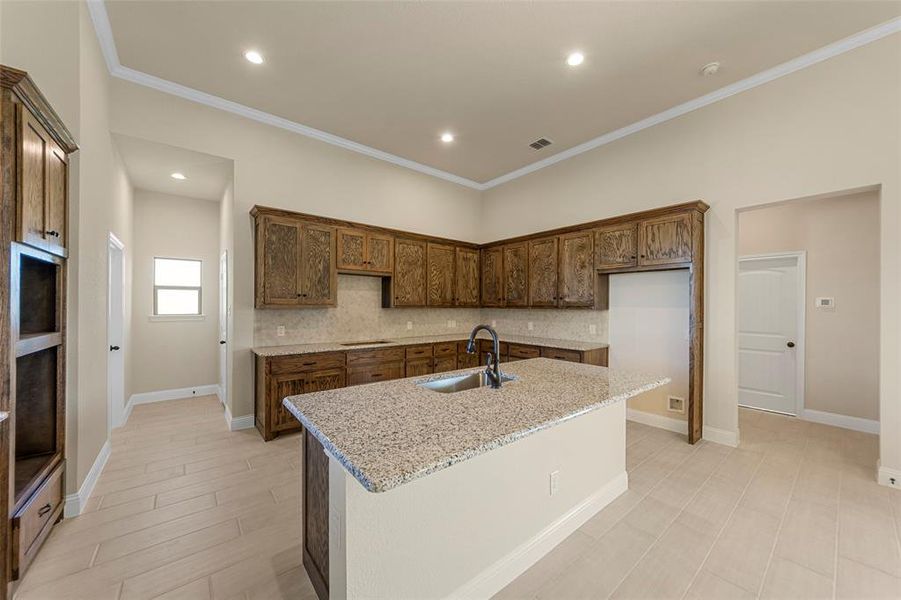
[
  {"left": 527, "top": 321, "right": 534, "bottom": 331},
  {"left": 815, "top": 297, "right": 835, "bottom": 311},
  {"left": 406, "top": 321, "right": 413, "bottom": 330},
  {"left": 589, "top": 324, "right": 597, "bottom": 335},
  {"left": 276, "top": 326, "right": 286, "bottom": 337}
]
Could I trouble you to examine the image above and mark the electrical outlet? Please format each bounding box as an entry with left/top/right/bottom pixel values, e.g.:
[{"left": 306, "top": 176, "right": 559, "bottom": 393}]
[
  {"left": 447, "top": 320, "right": 457, "bottom": 329},
  {"left": 589, "top": 324, "right": 597, "bottom": 335},
  {"left": 667, "top": 396, "right": 685, "bottom": 414},
  {"left": 549, "top": 470, "right": 560, "bottom": 496},
  {"left": 406, "top": 321, "right": 413, "bottom": 330},
  {"left": 491, "top": 320, "right": 497, "bottom": 328},
  {"left": 276, "top": 326, "right": 286, "bottom": 337},
  {"left": 527, "top": 321, "right": 534, "bottom": 331}
]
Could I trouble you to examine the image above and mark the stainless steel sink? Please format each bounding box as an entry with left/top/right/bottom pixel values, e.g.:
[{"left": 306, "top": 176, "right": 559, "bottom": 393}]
[
  {"left": 417, "top": 371, "right": 516, "bottom": 393},
  {"left": 340, "top": 340, "right": 393, "bottom": 347}
]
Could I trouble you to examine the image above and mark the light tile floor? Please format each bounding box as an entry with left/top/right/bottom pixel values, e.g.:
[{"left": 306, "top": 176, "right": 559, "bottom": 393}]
[
  {"left": 495, "top": 408, "right": 901, "bottom": 599},
  {"left": 17, "top": 398, "right": 900, "bottom": 599}
]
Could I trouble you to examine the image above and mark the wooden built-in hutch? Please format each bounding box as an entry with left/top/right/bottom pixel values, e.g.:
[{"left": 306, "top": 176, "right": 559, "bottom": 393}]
[
  {"left": 1, "top": 65, "right": 77, "bottom": 597},
  {"left": 252, "top": 200, "right": 708, "bottom": 446}
]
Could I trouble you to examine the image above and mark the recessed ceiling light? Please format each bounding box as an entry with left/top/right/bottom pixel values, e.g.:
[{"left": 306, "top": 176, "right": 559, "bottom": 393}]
[
  {"left": 171, "top": 172, "right": 187, "bottom": 180},
  {"left": 700, "top": 61, "right": 721, "bottom": 76},
  {"left": 440, "top": 132, "right": 454, "bottom": 143},
  {"left": 244, "top": 50, "right": 264, "bottom": 65},
  {"left": 566, "top": 52, "right": 584, "bottom": 67}
]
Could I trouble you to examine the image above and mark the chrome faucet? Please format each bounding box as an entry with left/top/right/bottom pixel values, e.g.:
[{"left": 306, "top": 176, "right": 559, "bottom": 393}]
[{"left": 466, "top": 324, "right": 503, "bottom": 388}]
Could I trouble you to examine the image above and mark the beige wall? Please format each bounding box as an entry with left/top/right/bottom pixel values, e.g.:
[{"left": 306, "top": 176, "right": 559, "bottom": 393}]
[
  {"left": 738, "top": 191, "right": 880, "bottom": 421},
  {"left": 131, "top": 191, "right": 220, "bottom": 395},
  {"left": 480, "top": 35, "right": 899, "bottom": 468},
  {"left": 219, "top": 181, "right": 234, "bottom": 408},
  {"left": 1, "top": 1, "right": 136, "bottom": 492},
  {"left": 109, "top": 78, "right": 484, "bottom": 421}
]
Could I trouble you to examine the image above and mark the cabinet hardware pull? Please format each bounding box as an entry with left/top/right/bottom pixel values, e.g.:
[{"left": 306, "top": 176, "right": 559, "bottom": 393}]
[
  {"left": 38, "top": 503, "right": 52, "bottom": 517},
  {"left": 303, "top": 362, "right": 315, "bottom": 366},
  {"left": 45, "top": 230, "right": 60, "bottom": 237},
  {"left": 372, "top": 373, "right": 382, "bottom": 378}
]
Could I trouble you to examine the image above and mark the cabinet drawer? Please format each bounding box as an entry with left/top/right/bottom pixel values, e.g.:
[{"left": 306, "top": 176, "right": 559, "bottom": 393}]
[
  {"left": 433, "top": 356, "right": 456, "bottom": 373},
  {"left": 405, "top": 345, "right": 433, "bottom": 359},
  {"left": 12, "top": 461, "right": 63, "bottom": 579},
  {"left": 270, "top": 352, "right": 345, "bottom": 375},
  {"left": 347, "top": 362, "right": 404, "bottom": 386},
  {"left": 346, "top": 347, "right": 404, "bottom": 365},
  {"left": 433, "top": 342, "right": 457, "bottom": 357},
  {"left": 540, "top": 347, "right": 583, "bottom": 363},
  {"left": 508, "top": 344, "right": 540, "bottom": 360}
]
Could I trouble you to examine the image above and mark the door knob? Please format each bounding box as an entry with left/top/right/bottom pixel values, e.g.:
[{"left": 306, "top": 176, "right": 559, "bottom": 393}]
[
  {"left": 110, "top": 345, "right": 120, "bottom": 351},
  {"left": 786, "top": 341, "right": 795, "bottom": 348},
  {"left": 219, "top": 340, "right": 226, "bottom": 345}
]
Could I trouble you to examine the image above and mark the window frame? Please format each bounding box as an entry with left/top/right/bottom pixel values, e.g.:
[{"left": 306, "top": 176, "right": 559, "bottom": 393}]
[{"left": 152, "top": 256, "right": 203, "bottom": 316}]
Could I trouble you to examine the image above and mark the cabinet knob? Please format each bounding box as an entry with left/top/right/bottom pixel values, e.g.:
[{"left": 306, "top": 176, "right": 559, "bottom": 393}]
[{"left": 45, "top": 230, "right": 60, "bottom": 238}]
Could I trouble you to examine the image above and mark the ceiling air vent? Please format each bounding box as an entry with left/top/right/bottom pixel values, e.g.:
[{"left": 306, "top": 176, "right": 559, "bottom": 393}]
[{"left": 529, "top": 138, "right": 553, "bottom": 150}]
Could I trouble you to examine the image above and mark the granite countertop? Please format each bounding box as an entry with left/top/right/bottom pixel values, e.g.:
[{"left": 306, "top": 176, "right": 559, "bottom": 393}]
[
  {"left": 282, "top": 358, "right": 668, "bottom": 493},
  {"left": 253, "top": 332, "right": 608, "bottom": 357}
]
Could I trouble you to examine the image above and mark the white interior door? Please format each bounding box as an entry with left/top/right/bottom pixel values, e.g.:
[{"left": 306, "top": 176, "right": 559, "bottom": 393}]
[
  {"left": 108, "top": 234, "right": 126, "bottom": 430},
  {"left": 218, "top": 250, "right": 228, "bottom": 405},
  {"left": 738, "top": 254, "right": 804, "bottom": 415}
]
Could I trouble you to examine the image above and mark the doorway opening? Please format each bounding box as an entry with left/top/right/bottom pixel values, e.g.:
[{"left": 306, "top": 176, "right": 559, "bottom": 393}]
[{"left": 108, "top": 232, "right": 126, "bottom": 432}]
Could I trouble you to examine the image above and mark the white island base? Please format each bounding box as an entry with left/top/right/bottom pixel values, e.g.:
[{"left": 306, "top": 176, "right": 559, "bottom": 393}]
[{"left": 325, "top": 400, "right": 627, "bottom": 599}]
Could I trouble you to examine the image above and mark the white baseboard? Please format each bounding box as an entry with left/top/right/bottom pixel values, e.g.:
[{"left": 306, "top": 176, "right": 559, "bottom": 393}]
[
  {"left": 64, "top": 440, "right": 111, "bottom": 517},
  {"left": 877, "top": 462, "right": 901, "bottom": 489},
  {"left": 801, "top": 409, "right": 879, "bottom": 434},
  {"left": 627, "top": 409, "right": 688, "bottom": 435},
  {"left": 703, "top": 425, "right": 740, "bottom": 447},
  {"left": 223, "top": 402, "right": 255, "bottom": 432},
  {"left": 451, "top": 471, "right": 629, "bottom": 599},
  {"left": 124, "top": 384, "right": 219, "bottom": 425}
]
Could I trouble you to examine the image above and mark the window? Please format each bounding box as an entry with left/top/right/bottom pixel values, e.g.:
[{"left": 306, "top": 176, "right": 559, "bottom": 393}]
[{"left": 153, "top": 257, "right": 202, "bottom": 316}]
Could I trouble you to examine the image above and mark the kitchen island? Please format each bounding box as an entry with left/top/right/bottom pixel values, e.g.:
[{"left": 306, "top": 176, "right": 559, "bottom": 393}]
[{"left": 284, "top": 358, "right": 668, "bottom": 600}]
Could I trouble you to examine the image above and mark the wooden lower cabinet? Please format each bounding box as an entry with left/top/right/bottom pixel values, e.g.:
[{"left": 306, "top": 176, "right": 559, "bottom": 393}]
[
  {"left": 10, "top": 462, "right": 64, "bottom": 581},
  {"left": 255, "top": 340, "right": 609, "bottom": 440}
]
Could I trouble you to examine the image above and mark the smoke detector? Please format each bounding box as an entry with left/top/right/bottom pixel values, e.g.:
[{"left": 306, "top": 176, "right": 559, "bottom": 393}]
[{"left": 700, "top": 62, "right": 721, "bottom": 76}]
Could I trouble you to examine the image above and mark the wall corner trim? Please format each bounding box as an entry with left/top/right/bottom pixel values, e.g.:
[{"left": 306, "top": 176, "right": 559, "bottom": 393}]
[
  {"left": 84, "top": 0, "right": 901, "bottom": 191},
  {"left": 223, "top": 403, "right": 255, "bottom": 432},
  {"left": 626, "top": 408, "right": 688, "bottom": 435},
  {"left": 450, "top": 471, "right": 628, "bottom": 599},
  {"left": 64, "top": 440, "right": 111, "bottom": 518}
]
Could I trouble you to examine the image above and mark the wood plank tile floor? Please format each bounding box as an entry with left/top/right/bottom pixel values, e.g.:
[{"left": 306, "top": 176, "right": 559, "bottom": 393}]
[
  {"left": 17, "top": 396, "right": 316, "bottom": 600},
  {"left": 18, "top": 397, "right": 901, "bottom": 599}
]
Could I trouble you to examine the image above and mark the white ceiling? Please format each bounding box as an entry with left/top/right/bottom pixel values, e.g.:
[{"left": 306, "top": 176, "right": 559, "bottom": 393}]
[
  {"left": 103, "top": 1, "right": 901, "bottom": 184},
  {"left": 113, "top": 134, "right": 233, "bottom": 201}
]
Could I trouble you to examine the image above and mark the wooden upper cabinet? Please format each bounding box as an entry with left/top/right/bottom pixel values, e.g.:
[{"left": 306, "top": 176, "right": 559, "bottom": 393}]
[
  {"left": 257, "top": 216, "right": 303, "bottom": 307},
  {"left": 503, "top": 243, "right": 528, "bottom": 307},
  {"left": 638, "top": 212, "right": 692, "bottom": 266},
  {"left": 393, "top": 238, "right": 427, "bottom": 306},
  {"left": 337, "top": 228, "right": 393, "bottom": 274},
  {"left": 255, "top": 217, "right": 336, "bottom": 307},
  {"left": 528, "top": 237, "right": 558, "bottom": 307},
  {"left": 299, "top": 223, "right": 337, "bottom": 305},
  {"left": 18, "top": 106, "right": 68, "bottom": 257},
  {"left": 454, "top": 247, "right": 480, "bottom": 307},
  {"left": 480, "top": 246, "right": 504, "bottom": 307},
  {"left": 595, "top": 223, "right": 638, "bottom": 271},
  {"left": 367, "top": 233, "right": 394, "bottom": 273},
  {"left": 427, "top": 242, "right": 455, "bottom": 306},
  {"left": 558, "top": 231, "right": 595, "bottom": 307}
]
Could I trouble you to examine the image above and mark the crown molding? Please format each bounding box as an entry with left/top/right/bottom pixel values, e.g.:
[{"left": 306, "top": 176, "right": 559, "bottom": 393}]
[{"left": 86, "top": 0, "right": 900, "bottom": 192}]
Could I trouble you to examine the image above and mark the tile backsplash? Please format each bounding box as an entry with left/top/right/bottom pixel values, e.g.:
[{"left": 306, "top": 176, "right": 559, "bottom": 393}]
[{"left": 254, "top": 274, "right": 609, "bottom": 347}]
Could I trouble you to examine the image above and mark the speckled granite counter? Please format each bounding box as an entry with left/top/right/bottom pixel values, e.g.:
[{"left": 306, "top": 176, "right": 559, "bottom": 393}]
[
  {"left": 253, "top": 332, "right": 608, "bottom": 357},
  {"left": 283, "top": 358, "right": 667, "bottom": 493}
]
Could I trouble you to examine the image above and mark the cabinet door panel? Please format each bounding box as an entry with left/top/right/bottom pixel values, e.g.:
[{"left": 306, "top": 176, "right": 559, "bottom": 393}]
[
  {"left": 258, "top": 217, "right": 302, "bottom": 307},
  {"left": 454, "top": 247, "right": 480, "bottom": 307},
  {"left": 434, "top": 356, "right": 456, "bottom": 373},
  {"left": 480, "top": 247, "right": 504, "bottom": 307},
  {"left": 394, "top": 238, "right": 427, "bottom": 306},
  {"left": 595, "top": 224, "right": 638, "bottom": 270},
  {"left": 303, "top": 368, "right": 346, "bottom": 394},
  {"left": 337, "top": 228, "right": 366, "bottom": 271},
  {"left": 44, "top": 141, "right": 67, "bottom": 256},
  {"left": 347, "top": 362, "right": 404, "bottom": 386},
  {"left": 638, "top": 213, "right": 692, "bottom": 266},
  {"left": 503, "top": 243, "right": 528, "bottom": 307},
  {"left": 272, "top": 375, "right": 305, "bottom": 431},
  {"left": 18, "top": 106, "right": 49, "bottom": 251},
  {"left": 300, "top": 224, "right": 337, "bottom": 305},
  {"left": 367, "top": 233, "right": 394, "bottom": 273},
  {"left": 427, "top": 242, "right": 455, "bottom": 306},
  {"left": 405, "top": 358, "right": 433, "bottom": 377},
  {"left": 528, "top": 237, "right": 558, "bottom": 307},
  {"left": 559, "top": 231, "right": 595, "bottom": 307},
  {"left": 457, "top": 352, "right": 479, "bottom": 369}
]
